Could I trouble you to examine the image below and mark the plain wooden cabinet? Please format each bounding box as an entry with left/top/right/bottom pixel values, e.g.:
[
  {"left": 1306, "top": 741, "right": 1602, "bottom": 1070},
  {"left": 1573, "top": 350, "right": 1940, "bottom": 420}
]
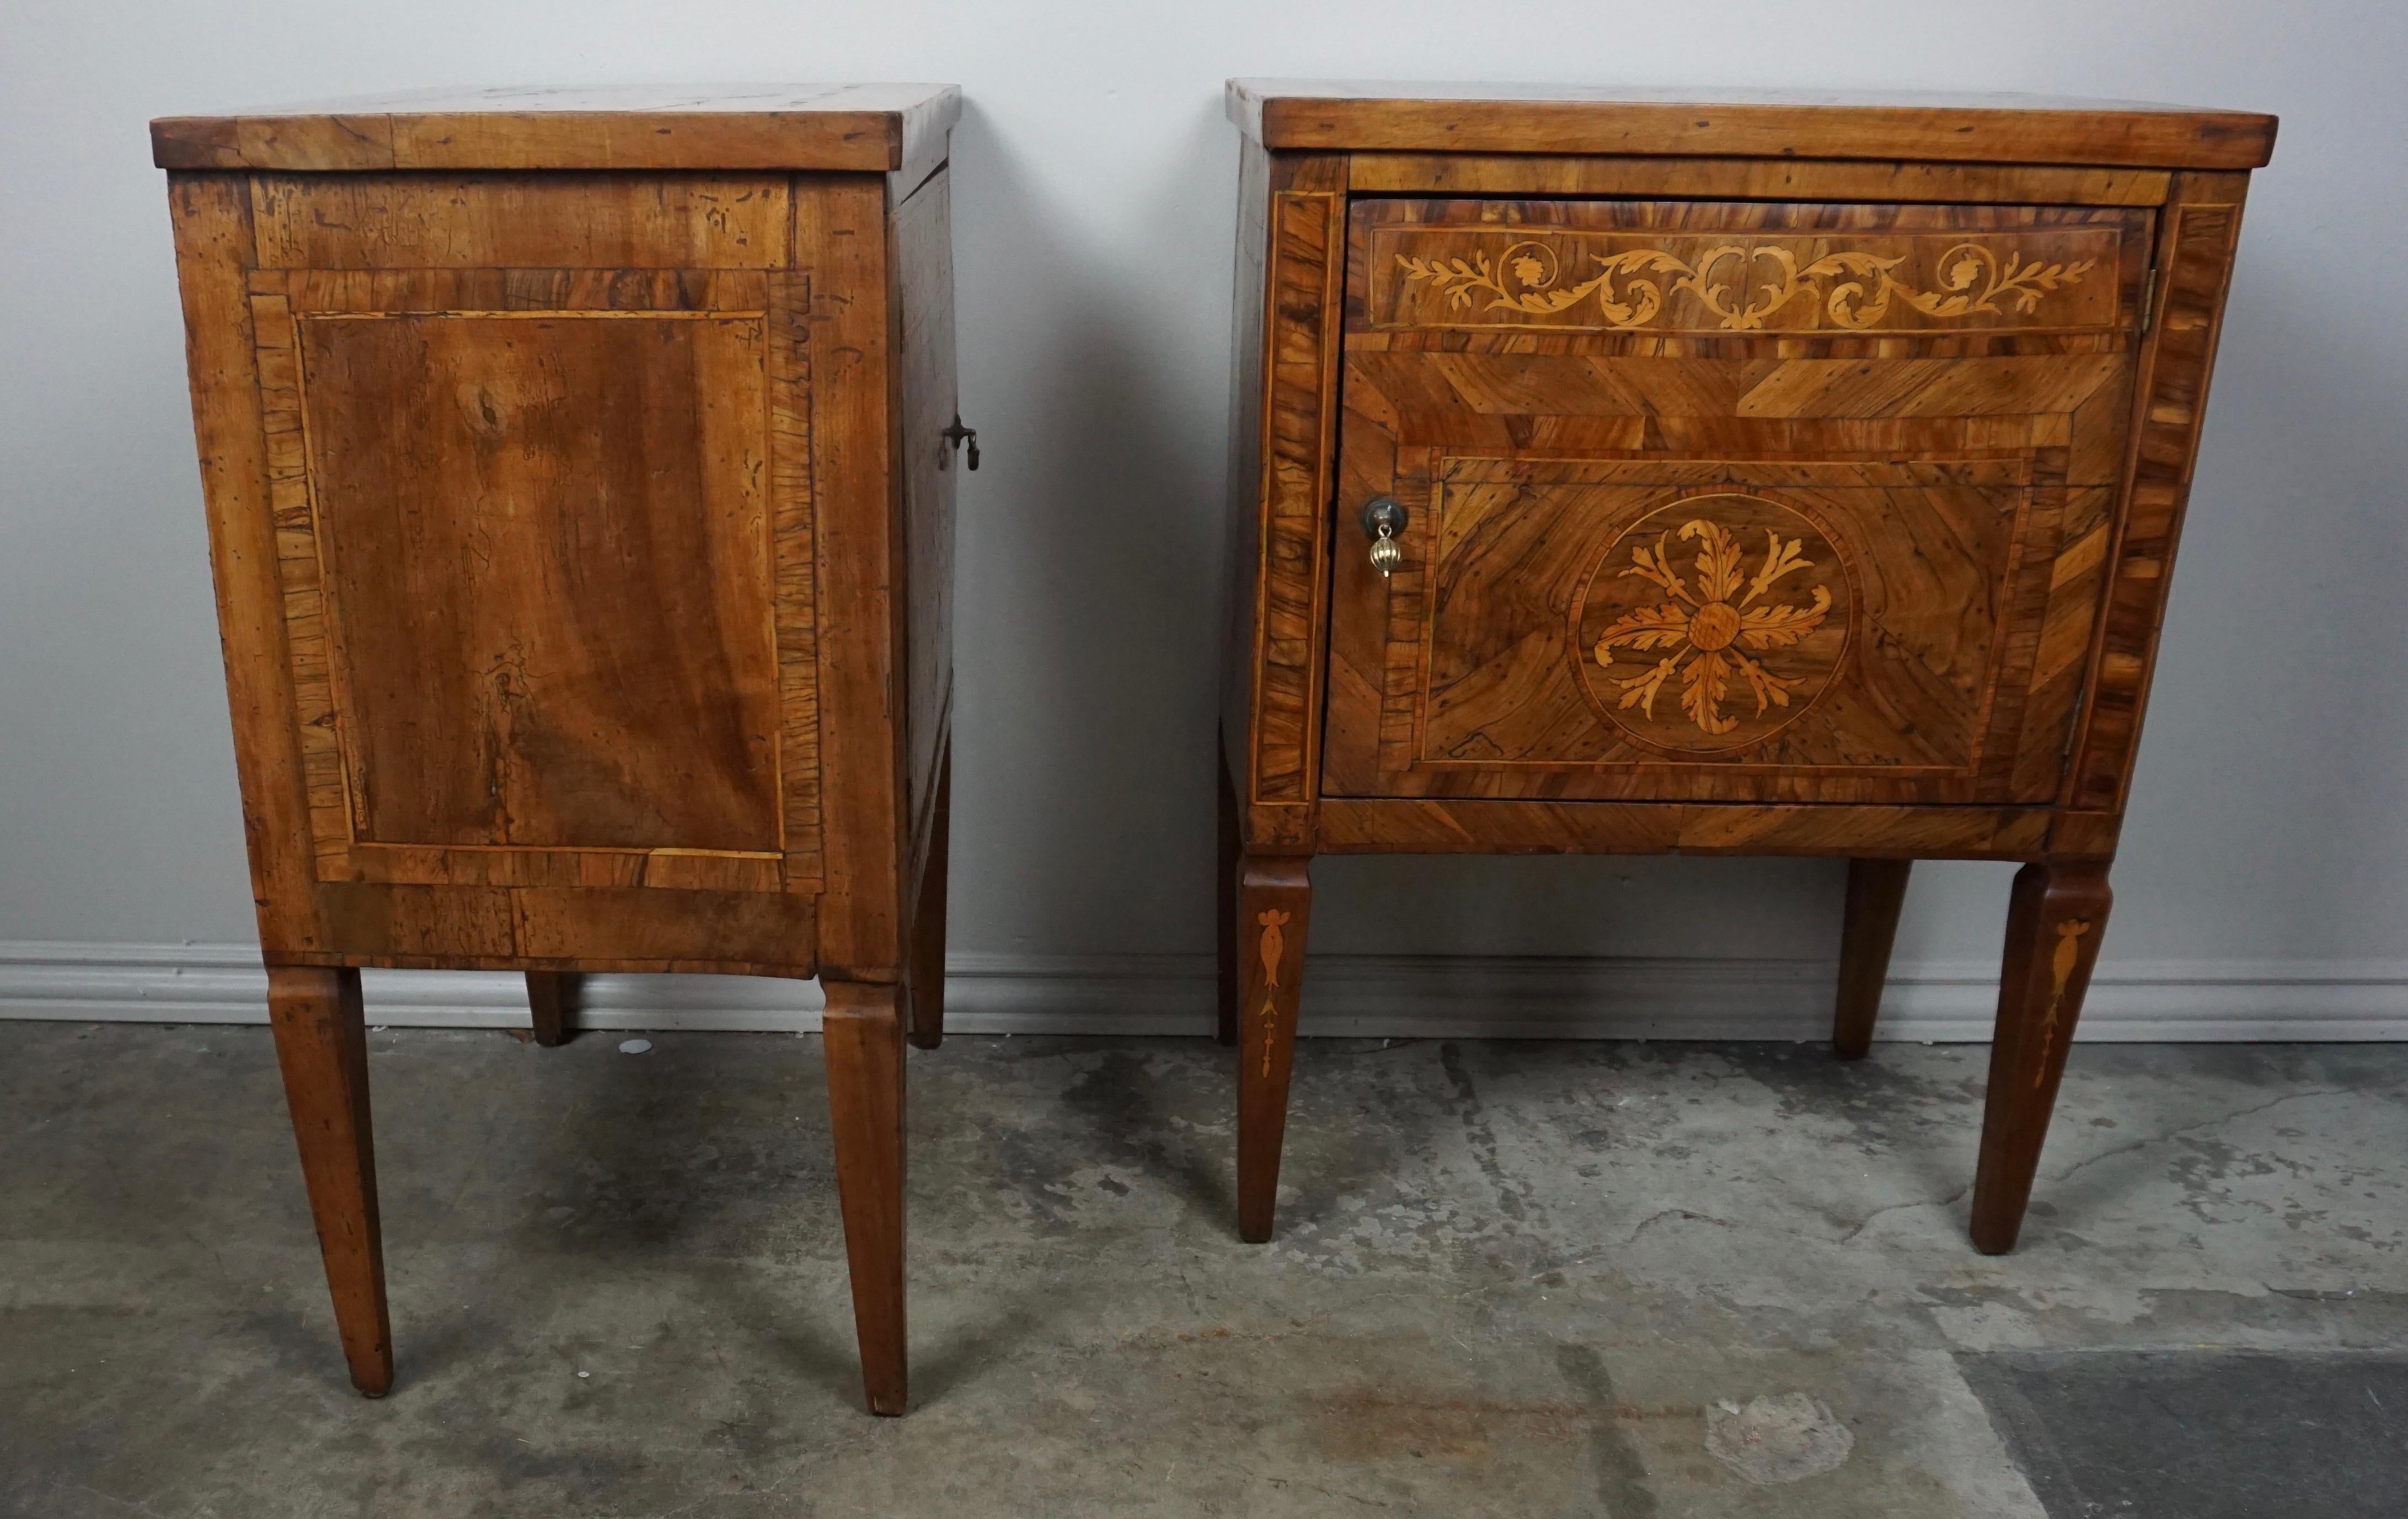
[
  {"left": 156, "top": 84, "right": 968, "bottom": 1415},
  {"left": 1217, "top": 82, "right": 2276, "bottom": 1249}
]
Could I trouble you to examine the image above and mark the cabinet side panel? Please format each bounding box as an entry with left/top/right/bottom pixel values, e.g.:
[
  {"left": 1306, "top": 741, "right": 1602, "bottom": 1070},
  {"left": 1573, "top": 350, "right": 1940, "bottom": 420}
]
[
  {"left": 167, "top": 173, "right": 329, "bottom": 954},
  {"left": 799, "top": 175, "right": 906, "bottom": 976},
  {"left": 295, "top": 313, "right": 783, "bottom": 855},
  {"left": 2067, "top": 178, "right": 2249, "bottom": 811},
  {"left": 893, "top": 165, "right": 956, "bottom": 879}
]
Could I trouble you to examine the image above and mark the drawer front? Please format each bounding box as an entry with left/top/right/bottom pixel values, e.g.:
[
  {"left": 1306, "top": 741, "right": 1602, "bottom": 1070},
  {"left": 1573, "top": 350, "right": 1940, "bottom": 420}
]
[
  {"left": 245, "top": 229, "right": 821, "bottom": 894},
  {"left": 1324, "top": 197, "right": 2149, "bottom": 806}
]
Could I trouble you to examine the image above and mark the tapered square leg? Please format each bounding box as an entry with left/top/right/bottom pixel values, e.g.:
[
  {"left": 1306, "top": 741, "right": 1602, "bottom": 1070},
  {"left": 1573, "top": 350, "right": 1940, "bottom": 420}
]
[
  {"left": 525, "top": 972, "right": 582, "bottom": 1047},
  {"left": 1971, "top": 862, "right": 2112, "bottom": 1254},
  {"left": 1234, "top": 854, "right": 1311, "bottom": 1243},
  {"left": 265, "top": 964, "right": 393, "bottom": 1397},
  {"left": 822, "top": 980, "right": 908, "bottom": 1415},
  {"left": 1215, "top": 744, "right": 1241, "bottom": 1048},
  {"left": 907, "top": 741, "right": 952, "bottom": 1051},
  {"left": 1832, "top": 858, "right": 1913, "bottom": 1059}
]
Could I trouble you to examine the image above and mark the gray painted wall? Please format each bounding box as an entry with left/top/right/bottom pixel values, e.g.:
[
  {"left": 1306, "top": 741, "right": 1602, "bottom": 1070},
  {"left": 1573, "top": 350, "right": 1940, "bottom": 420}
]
[{"left": 3, "top": 2, "right": 2401, "bottom": 1023}]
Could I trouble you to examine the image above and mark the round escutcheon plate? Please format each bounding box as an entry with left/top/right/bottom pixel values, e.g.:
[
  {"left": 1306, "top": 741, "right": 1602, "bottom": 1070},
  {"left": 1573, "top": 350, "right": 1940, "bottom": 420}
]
[{"left": 1570, "top": 493, "right": 1856, "bottom": 755}]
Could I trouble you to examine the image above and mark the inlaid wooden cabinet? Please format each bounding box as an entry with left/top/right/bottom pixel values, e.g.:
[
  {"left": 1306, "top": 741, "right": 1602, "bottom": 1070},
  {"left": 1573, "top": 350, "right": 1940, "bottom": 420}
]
[
  {"left": 1217, "top": 83, "right": 2275, "bottom": 1248},
  {"left": 156, "top": 85, "right": 968, "bottom": 1414}
]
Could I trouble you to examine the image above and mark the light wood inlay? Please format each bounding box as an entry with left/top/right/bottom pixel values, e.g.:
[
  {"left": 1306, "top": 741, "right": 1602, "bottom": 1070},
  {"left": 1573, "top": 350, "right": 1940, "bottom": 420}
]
[
  {"left": 1358, "top": 200, "right": 2139, "bottom": 336},
  {"left": 1581, "top": 503, "right": 1842, "bottom": 744},
  {"left": 1217, "top": 85, "right": 2266, "bottom": 1254},
  {"left": 1392, "top": 232, "right": 2104, "bottom": 334},
  {"left": 1254, "top": 908, "right": 1291, "bottom": 1076}
]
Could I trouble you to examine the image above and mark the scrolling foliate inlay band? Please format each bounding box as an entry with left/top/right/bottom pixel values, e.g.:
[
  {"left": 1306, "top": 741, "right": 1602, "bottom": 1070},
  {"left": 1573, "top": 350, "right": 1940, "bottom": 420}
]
[{"left": 1379, "top": 229, "right": 2118, "bottom": 333}]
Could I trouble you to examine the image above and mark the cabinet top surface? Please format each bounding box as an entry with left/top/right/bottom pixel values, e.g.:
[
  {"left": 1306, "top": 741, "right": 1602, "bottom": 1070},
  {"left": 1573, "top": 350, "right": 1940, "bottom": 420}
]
[
  {"left": 152, "top": 83, "right": 962, "bottom": 173},
  {"left": 1227, "top": 80, "right": 2275, "bottom": 169}
]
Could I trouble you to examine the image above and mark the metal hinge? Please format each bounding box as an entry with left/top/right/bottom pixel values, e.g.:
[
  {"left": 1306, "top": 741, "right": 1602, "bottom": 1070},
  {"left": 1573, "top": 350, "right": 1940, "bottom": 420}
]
[
  {"left": 940, "top": 416, "right": 980, "bottom": 471},
  {"left": 2141, "top": 266, "right": 2160, "bottom": 334}
]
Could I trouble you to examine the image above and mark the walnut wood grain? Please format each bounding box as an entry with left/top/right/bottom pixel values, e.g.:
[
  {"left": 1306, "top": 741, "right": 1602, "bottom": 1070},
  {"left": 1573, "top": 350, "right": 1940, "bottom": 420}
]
[
  {"left": 2065, "top": 176, "right": 2250, "bottom": 811},
  {"left": 1235, "top": 157, "right": 1346, "bottom": 848},
  {"left": 822, "top": 980, "right": 908, "bottom": 1415},
  {"left": 1229, "top": 81, "right": 2276, "bottom": 169},
  {"left": 170, "top": 174, "right": 331, "bottom": 956},
  {"left": 230, "top": 247, "right": 831, "bottom": 920},
  {"left": 1324, "top": 195, "right": 2142, "bottom": 810},
  {"left": 254, "top": 266, "right": 777, "bottom": 313},
  {"left": 1348, "top": 154, "right": 2175, "bottom": 207},
  {"left": 1328, "top": 454, "right": 2089, "bottom": 805},
  {"left": 153, "top": 84, "right": 961, "bottom": 173},
  {"left": 525, "top": 971, "right": 581, "bottom": 1047},
  {"left": 1220, "top": 132, "right": 1273, "bottom": 822},
  {"left": 167, "top": 92, "right": 960, "bottom": 1408},
  {"left": 1833, "top": 859, "right": 1912, "bottom": 1058},
  {"left": 1216, "top": 740, "right": 1243, "bottom": 1047},
  {"left": 1971, "top": 863, "right": 2112, "bottom": 1253},
  {"left": 2047, "top": 810, "right": 2121, "bottom": 861},
  {"left": 1234, "top": 856, "right": 1312, "bottom": 1243},
  {"left": 287, "top": 308, "right": 782, "bottom": 863},
  {"left": 801, "top": 176, "right": 908, "bottom": 979},
  {"left": 299, "top": 885, "right": 819, "bottom": 974},
  {"left": 906, "top": 740, "right": 951, "bottom": 1051},
  {"left": 768, "top": 269, "right": 826, "bottom": 889},
  {"left": 897, "top": 164, "right": 960, "bottom": 887},
  {"left": 265, "top": 964, "right": 390, "bottom": 1395},
  {"left": 250, "top": 174, "right": 790, "bottom": 269},
  {"left": 1219, "top": 94, "right": 2263, "bottom": 1255},
  {"left": 1315, "top": 798, "right": 2052, "bottom": 858}
]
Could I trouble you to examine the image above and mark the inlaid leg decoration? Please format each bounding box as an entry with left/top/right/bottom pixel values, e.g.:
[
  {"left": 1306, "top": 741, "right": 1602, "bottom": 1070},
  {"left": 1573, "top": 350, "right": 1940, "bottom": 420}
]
[
  {"left": 1215, "top": 744, "right": 1241, "bottom": 1048},
  {"left": 525, "top": 972, "right": 582, "bottom": 1047},
  {"left": 1832, "top": 858, "right": 1913, "bottom": 1060},
  {"left": 907, "top": 741, "right": 953, "bottom": 1051},
  {"left": 822, "top": 980, "right": 908, "bottom": 1414},
  {"left": 265, "top": 964, "right": 393, "bottom": 1397},
  {"left": 1970, "top": 862, "right": 2112, "bottom": 1254},
  {"left": 1235, "top": 854, "right": 1312, "bottom": 1243}
]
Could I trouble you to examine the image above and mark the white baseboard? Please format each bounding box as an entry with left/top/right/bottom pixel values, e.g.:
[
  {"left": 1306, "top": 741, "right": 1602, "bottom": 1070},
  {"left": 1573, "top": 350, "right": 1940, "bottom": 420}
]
[{"left": 1, "top": 941, "right": 2402, "bottom": 1041}]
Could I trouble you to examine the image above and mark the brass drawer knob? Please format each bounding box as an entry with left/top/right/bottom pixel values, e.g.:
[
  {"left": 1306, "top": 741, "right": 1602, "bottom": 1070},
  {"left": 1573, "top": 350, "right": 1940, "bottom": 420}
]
[{"left": 1361, "top": 496, "right": 1407, "bottom": 579}]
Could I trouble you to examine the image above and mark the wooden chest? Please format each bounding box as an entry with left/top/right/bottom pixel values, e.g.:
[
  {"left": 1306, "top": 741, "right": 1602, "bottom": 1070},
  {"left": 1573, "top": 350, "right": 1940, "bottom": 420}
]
[
  {"left": 1216, "top": 83, "right": 2275, "bottom": 1248},
  {"left": 156, "top": 85, "right": 967, "bottom": 1414}
]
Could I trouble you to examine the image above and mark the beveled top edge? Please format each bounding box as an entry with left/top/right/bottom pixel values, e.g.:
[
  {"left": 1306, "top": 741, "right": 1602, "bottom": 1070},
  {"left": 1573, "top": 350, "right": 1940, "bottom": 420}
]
[
  {"left": 1226, "top": 80, "right": 2276, "bottom": 169},
  {"left": 152, "top": 83, "right": 962, "bottom": 172}
]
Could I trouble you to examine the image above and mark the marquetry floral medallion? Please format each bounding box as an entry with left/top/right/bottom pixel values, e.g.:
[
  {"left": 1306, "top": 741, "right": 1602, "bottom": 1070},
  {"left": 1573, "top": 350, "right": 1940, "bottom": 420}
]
[
  {"left": 1396, "top": 238, "right": 2095, "bottom": 331},
  {"left": 1571, "top": 494, "right": 1856, "bottom": 753}
]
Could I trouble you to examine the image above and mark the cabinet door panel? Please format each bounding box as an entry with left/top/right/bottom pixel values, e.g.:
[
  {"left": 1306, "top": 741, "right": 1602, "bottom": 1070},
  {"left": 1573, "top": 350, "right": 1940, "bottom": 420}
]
[{"left": 1324, "top": 198, "right": 2145, "bottom": 807}]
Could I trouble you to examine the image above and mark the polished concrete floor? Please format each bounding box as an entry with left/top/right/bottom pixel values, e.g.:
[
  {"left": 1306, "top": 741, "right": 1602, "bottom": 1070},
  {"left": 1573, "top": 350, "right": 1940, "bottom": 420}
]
[{"left": 3, "top": 1021, "right": 2403, "bottom": 1517}]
